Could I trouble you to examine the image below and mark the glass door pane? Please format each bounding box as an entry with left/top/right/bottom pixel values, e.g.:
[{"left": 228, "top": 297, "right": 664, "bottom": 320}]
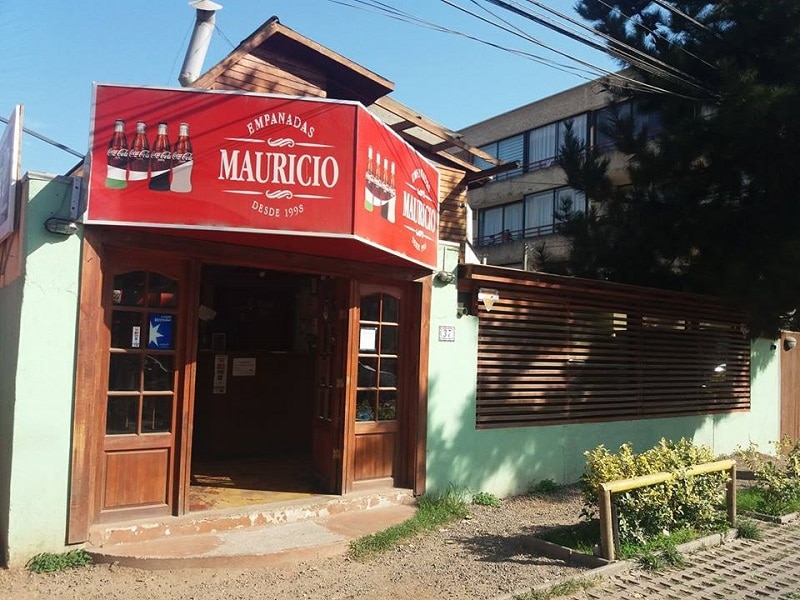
[
  {"left": 356, "top": 293, "right": 399, "bottom": 423},
  {"left": 106, "top": 270, "right": 179, "bottom": 436}
]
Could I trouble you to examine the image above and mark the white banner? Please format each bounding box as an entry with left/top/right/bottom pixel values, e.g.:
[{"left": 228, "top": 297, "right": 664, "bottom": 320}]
[{"left": 0, "top": 105, "right": 23, "bottom": 243}]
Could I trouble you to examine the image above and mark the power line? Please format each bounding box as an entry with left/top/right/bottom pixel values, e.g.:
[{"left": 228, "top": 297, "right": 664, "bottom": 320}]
[
  {"left": 326, "top": 0, "right": 602, "bottom": 80},
  {"left": 213, "top": 23, "right": 237, "bottom": 50},
  {"left": 520, "top": 0, "right": 716, "bottom": 79},
  {"left": 0, "top": 115, "right": 84, "bottom": 160},
  {"left": 442, "top": 0, "right": 653, "bottom": 91},
  {"left": 326, "top": 0, "right": 713, "bottom": 101},
  {"left": 483, "top": 0, "right": 712, "bottom": 96},
  {"left": 167, "top": 20, "right": 195, "bottom": 86},
  {"left": 650, "top": 0, "right": 716, "bottom": 34},
  {"left": 443, "top": 0, "right": 709, "bottom": 100},
  {"left": 593, "top": 0, "right": 717, "bottom": 71}
]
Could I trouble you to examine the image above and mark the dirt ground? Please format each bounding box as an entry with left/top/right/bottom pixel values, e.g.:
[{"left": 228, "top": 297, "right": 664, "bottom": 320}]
[{"left": 0, "top": 487, "right": 588, "bottom": 600}]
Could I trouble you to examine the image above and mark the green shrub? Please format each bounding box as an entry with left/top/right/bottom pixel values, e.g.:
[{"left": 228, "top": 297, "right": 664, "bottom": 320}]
[
  {"left": 528, "top": 479, "right": 560, "bottom": 495},
  {"left": 581, "top": 438, "right": 728, "bottom": 546},
  {"left": 26, "top": 549, "right": 92, "bottom": 573},
  {"left": 636, "top": 542, "right": 685, "bottom": 571},
  {"left": 471, "top": 491, "right": 501, "bottom": 507},
  {"left": 739, "top": 438, "right": 800, "bottom": 514},
  {"left": 735, "top": 519, "right": 762, "bottom": 540}
]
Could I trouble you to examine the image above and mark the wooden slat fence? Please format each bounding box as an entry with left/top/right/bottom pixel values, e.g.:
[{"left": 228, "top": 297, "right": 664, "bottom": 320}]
[{"left": 460, "top": 265, "right": 750, "bottom": 428}]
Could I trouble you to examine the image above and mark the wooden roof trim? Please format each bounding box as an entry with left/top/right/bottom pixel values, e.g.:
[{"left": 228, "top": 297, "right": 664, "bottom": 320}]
[
  {"left": 269, "top": 21, "right": 394, "bottom": 92},
  {"left": 191, "top": 17, "right": 282, "bottom": 89},
  {"left": 389, "top": 121, "right": 417, "bottom": 133},
  {"left": 192, "top": 17, "right": 394, "bottom": 94},
  {"left": 374, "top": 96, "right": 502, "bottom": 167},
  {"left": 383, "top": 127, "right": 476, "bottom": 173}
]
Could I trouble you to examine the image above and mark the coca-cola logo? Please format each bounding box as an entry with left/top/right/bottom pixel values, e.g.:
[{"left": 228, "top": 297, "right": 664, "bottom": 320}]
[
  {"left": 107, "top": 148, "right": 129, "bottom": 159},
  {"left": 129, "top": 149, "right": 150, "bottom": 160},
  {"left": 151, "top": 150, "right": 171, "bottom": 161},
  {"left": 173, "top": 152, "right": 193, "bottom": 162}
]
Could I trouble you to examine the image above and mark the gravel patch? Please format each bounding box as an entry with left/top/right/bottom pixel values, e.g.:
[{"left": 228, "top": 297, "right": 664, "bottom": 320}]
[{"left": 0, "top": 487, "right": 588, "bottom": 600}]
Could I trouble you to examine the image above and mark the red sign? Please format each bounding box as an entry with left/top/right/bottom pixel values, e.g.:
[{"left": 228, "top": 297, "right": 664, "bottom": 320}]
[{"left": 86, "top": 84, "right": 440, "bottom": 269}]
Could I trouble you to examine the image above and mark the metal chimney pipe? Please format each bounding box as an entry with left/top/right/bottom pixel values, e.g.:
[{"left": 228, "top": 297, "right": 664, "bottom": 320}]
[{"left": 179, "top": 0, "right": 223, "bottom": 87}]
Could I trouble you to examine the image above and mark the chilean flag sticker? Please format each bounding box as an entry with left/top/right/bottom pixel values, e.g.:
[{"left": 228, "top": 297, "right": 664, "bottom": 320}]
[{"left": 148, "top": 313, "right": 174, "bottom": 350}]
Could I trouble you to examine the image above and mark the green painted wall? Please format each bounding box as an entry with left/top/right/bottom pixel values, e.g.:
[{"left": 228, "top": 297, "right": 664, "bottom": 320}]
[
  {"left": 0, "top": 255, "right": 23, "bottom": 568},
  {"left": 0, "top": 174, "right": 82, "bottom": 567},
  {"left": 426, "top": 245, "right": 782, "bottom": 498}
]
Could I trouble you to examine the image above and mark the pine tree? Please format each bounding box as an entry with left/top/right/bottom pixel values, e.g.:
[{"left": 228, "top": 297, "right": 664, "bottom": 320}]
[{"left": 558, "top": 0, "right": 800, "bottom": 336}]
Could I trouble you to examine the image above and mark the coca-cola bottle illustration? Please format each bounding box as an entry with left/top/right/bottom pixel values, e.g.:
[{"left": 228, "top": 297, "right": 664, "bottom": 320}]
[
  {"left": 364, "top": 146, "right": 374, "bottom": 211},
  {"left": 170, "top": 122, "right": 193, "bottom": 193},
  {"left": 381, "top": 161, "right": 396, "bottom": 223},
  {"left": 128, "top": 121, "right": 150, "bottom": 181},
  {"left": 105, "top": 119, "right": 128, "bottom": 189},
  {"left": 366, "top": 150, "right": 383, "bottom": 211},
  {"left": 148, "top": 122, "right": 171, "bottom": 191}
]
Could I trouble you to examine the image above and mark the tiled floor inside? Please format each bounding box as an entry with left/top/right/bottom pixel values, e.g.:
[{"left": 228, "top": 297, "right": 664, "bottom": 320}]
[{"left": 189, "top": 455, "right": 319, "bottom": 511}]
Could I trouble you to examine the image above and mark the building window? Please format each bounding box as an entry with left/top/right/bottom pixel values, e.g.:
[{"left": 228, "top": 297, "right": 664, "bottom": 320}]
[
  {"left": 524, "top": 191, "right": 554, "bottom": 237},
  {"left": 472, "top": 114, "right": 588, "bottom": 180},
  {"left": 522, "top": 187, "right": 585, "bottom": 239},
  {"left": 595, "top": 101, "right": 661, "bottom": 150},
  {"left": 475, "top": 187, "right": 585, "bottom": 246},
  {"left": 477, "top": 202, "right": 523, "bottom": 245},
  {"left": 528, "top": 115, "right": 588, "bottom": 171},
  {"left": 555, "top": 187, "right": 585, "bottom": 216},
  {"left": 560, "top": 113, "right": 588, "bottom": 149},
  {"left": 478, "top": 205, "right": 503, "bottom": 244},
  {"left": 504, "top": 202, "right": 523, "bottom": 238},
  {"left": 476, "top": 134, "right": 524, "bottom": 180},
  {"left": 529, "top": 123, "right": 558, "bottom": 169}
]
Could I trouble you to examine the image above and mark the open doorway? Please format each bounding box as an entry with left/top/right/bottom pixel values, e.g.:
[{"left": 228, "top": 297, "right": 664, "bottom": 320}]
[{"left": 189, "top": 265, "right": 325, "bottom": 511}]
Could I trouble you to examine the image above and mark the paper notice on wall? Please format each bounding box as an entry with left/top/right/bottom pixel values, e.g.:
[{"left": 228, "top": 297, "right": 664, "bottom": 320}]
[
  {"left": 360, "top": 326, "right": 377, "bottom": 351},
  {"left": 131, "top": 325, "right": 141, "bottom": 348},
  {"left": 213, "top": 354, "right": 228, "bottom": 394},
  {"left": 232, "top": 357, "right": 256, "bottom": 376}
]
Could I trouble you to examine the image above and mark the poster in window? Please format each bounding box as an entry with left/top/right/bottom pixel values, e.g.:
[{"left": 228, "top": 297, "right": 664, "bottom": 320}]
[
  {"left": 359, "top": 326, "right": 377, "bottom": 351},
  {"left": 213, "top": 354, "right": 228, "bottom": 394},
  {"left": 148, "top": 313, "right": 174, "bottom": 349}
]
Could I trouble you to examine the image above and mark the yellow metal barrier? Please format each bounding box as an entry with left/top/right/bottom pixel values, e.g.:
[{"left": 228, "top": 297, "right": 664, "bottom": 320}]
[{"left": 598, "top": 459, "right": 737, "bottom": 561}]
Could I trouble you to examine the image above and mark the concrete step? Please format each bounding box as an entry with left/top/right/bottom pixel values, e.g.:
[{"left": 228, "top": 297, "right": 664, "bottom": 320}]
[{"left": 86, "top": 489, "right": 416, "bottom": 569}]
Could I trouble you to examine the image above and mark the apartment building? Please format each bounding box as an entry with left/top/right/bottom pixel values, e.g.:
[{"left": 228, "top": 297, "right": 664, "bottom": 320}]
[{"left": 459, "top": 76, "right": 657, "bottom": 268}]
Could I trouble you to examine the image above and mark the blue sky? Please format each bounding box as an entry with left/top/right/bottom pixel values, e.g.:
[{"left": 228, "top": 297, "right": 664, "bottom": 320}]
[{"left": 1, "top": 1, "right": 616, "bottom": 175}]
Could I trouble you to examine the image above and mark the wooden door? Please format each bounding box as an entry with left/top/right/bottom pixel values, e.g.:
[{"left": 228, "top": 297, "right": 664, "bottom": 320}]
[
  {"left": 311, "top": 277, "right": 350, "bottom": 493},
  {"left": 98, "top": 254, "right": 188, "bottom": 521},
  {"left": 353, "top": 285, "right": 403, "bottom": 484},
  {"left": 781, "top": 331, "right": 800, "bottom": 442}
]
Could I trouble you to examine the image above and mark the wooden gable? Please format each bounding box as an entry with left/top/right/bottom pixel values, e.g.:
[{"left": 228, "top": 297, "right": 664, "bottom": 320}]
[
  {"left": 189, "top": 16, "right": 504, "bottom": 254},
  {"left": 191, "top": 17, "right": 393, "bottom": 104}
]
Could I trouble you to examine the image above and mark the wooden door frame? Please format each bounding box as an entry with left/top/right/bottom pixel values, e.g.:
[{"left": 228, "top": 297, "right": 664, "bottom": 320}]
[
  {"left": 342, "top": 278, "right": 430, "bottom": 493},
  {"left": 781, "top": 330, "right": 800, "bottom": 442},
  {"left": 341, "top": 279, "right": 358, "bottom": 493},
  {"left": 410, "top": 276, "right": 430, "bottom": 495},
  {"left": 68, "top": 230, "right": 199, "bottom": 538},
  {"left": 176, "top": 260, "right": 201, "bottom": 515},
  {"left": 68, "top": 229, "right": 106, "bottom": 543},
  {"left": 68, "top": 226, "right": 431, "bottom": 543}
]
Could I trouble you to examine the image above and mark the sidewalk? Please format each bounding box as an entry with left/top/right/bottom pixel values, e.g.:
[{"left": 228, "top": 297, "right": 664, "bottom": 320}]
[
  {"left": 86, "top": 494, "right": 417, "bottom": 570},
  {"left": 559, "top": 519, "right": 800, "bottom": 599}
]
